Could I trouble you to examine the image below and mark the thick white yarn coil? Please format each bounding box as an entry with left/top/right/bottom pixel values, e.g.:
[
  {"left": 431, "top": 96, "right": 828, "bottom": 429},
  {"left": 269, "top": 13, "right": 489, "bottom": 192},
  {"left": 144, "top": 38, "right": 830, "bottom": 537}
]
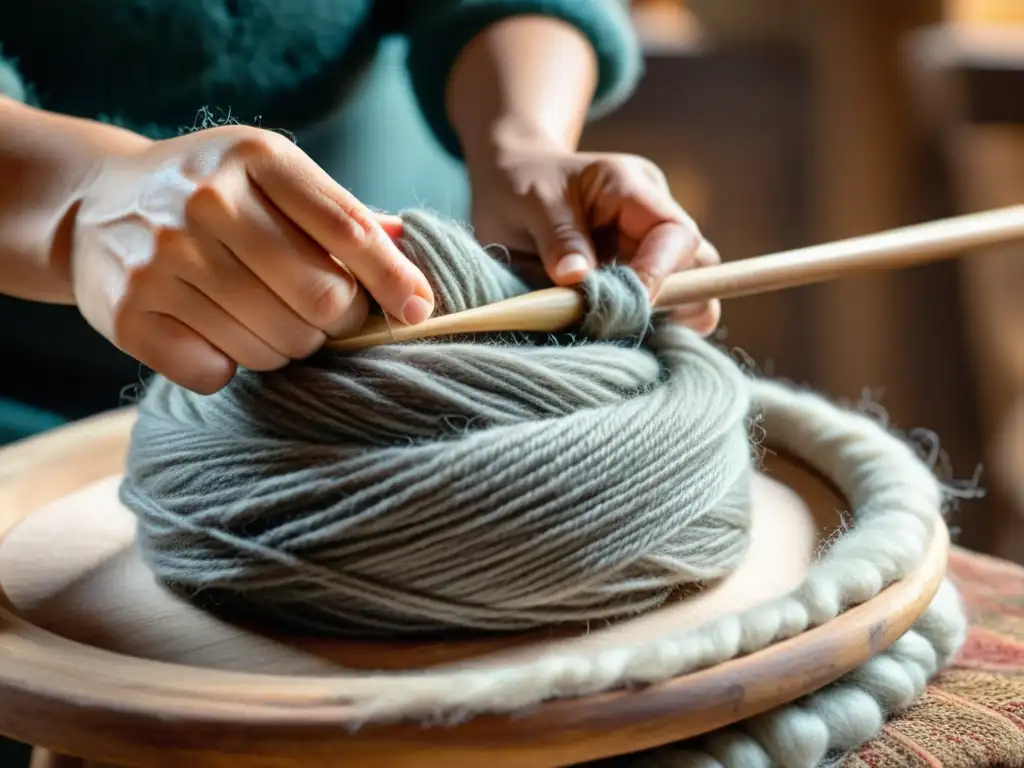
[{"left": 604, "top": 578, "right": 965, "bottom": 767}]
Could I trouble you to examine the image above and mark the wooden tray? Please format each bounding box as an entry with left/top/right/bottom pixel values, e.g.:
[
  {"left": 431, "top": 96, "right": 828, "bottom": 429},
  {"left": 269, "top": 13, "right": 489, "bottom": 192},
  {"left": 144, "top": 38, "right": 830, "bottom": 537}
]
[{"left": 0, "top": 409, "right": 948, "bottom": 767}]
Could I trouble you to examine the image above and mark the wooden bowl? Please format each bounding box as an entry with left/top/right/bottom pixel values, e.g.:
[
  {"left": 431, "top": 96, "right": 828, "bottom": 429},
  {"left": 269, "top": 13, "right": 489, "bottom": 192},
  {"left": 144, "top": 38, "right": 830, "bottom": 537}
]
[{"left": 0, "top": 409, "right": 948, "bottom": 768}]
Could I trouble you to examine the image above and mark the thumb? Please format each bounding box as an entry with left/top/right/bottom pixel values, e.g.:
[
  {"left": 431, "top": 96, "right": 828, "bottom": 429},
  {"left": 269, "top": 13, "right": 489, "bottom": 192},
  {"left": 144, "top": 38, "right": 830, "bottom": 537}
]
[{"left": 527, "top": 201, "right": 597, "bottom": 286}]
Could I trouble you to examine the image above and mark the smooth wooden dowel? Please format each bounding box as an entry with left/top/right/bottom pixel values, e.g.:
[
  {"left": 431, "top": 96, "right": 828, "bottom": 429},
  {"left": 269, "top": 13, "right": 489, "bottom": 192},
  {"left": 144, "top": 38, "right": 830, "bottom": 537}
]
[
  {"left": 327, "top": 205, "right": 1024, "bottom": 351},
  {"left": 655, "top": 204, "right": 1024, "bottom": 307}
]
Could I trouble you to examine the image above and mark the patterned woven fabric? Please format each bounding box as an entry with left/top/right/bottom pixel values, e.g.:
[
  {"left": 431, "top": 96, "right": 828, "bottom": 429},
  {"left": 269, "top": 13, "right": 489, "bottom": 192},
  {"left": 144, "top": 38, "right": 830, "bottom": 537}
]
[
  {"left": 588, "top": 547, "right": 1024, "bottom": 768},
  {"left": 840, "top": 547, "right": 1024, "bottom": 768}
]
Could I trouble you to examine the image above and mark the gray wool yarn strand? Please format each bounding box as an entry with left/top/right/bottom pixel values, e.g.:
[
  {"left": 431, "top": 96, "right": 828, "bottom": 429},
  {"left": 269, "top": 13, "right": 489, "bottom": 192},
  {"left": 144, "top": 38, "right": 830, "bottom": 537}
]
[{"left": 120, "top": 210, "right": 755, "bottom": 636}]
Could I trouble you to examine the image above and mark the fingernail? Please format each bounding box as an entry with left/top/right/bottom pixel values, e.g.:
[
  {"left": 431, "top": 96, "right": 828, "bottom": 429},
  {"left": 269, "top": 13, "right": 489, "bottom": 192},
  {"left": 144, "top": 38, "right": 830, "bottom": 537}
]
[
  {"left": 376, "top": 215, "right": 404, "bottom": 239},
  {"left": 554, "top": 254, "right": 590, "bottom": 282},
  {"left": 401, "top": 295, "right": 433, "bottom": 325}
]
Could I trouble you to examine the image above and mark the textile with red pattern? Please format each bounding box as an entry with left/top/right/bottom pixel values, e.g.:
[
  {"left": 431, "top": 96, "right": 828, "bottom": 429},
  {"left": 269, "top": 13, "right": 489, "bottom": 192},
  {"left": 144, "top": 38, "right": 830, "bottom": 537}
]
[{"left": 840, "top": 547, "right": 1024, "bottom": 768}]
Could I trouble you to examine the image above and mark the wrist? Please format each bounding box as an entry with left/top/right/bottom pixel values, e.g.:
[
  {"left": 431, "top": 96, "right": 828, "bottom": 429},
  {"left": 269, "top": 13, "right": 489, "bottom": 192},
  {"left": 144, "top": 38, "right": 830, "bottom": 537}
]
[
  {"left": 42, "top": 131, "right": 149, "bottom": 305},
  {"left": 0, "top": 100, "right": 151, "bottom": 303},
  {"left": 462, "top": 115, "right": 579, "bottom": 177},
  {"left": 446, "top": 16, "right": 596, "bottom": 174}
]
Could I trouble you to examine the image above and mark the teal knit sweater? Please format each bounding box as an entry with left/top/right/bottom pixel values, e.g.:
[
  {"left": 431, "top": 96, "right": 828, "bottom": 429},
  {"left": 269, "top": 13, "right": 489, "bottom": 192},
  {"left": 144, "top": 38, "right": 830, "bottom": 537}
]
[{"left": 0, "top": 0, "right": 641, "bottom": 156}]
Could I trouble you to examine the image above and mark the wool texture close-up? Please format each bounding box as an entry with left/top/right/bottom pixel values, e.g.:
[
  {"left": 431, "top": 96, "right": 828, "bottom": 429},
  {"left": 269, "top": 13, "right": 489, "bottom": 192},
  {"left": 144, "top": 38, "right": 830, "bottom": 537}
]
[{"left": 120, "top": 210, "right": 755, "bottom": 636}]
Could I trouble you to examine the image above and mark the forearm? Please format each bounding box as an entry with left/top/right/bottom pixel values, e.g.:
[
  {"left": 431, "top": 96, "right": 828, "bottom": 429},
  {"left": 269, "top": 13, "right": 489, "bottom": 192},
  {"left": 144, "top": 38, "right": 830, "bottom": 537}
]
[
  {"left": 446, "top": 15, "right": 598, "bottom": 168},
  {"left": 0, "top": 98, "right": 150, "bottom": 303}
]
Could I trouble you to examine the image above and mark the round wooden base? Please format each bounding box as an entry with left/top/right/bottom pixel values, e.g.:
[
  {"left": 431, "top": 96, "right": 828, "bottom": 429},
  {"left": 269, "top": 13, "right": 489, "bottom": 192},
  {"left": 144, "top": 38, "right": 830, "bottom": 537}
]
[{"left": 0, "top": 410, "right": 947, "bottom": 767}]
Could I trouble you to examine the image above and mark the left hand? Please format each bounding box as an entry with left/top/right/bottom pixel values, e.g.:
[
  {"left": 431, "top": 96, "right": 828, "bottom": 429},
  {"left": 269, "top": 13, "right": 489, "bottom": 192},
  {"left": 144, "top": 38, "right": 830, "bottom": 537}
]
[{"left": 467, "top": 145, "right": 721, "bottom": 337}]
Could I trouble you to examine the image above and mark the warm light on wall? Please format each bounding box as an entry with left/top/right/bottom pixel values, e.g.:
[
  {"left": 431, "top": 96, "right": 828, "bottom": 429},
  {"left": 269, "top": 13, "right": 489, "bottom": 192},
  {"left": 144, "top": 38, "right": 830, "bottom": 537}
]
[
  {"left": 630, "top": 0, "right": 704, "bottom": 48},
  {"left": 946, "top": 0, "right": 1024, "bottom": 24}
]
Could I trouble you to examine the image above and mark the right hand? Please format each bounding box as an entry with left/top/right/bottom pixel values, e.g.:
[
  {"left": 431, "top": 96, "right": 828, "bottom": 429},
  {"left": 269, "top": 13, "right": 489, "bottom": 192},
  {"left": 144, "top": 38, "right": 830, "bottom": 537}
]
[{"left": 71, "top": 125, "right": 435, "bottom": 394}]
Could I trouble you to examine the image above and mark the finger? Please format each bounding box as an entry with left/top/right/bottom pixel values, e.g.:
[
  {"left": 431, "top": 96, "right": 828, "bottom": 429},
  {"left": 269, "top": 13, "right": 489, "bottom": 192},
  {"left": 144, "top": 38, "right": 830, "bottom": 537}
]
[
  {"left": 523, "top": 198, "right": 598, "bottom": 286},
  {"left": 629, "top": 220, "right": 701, "bottom": 297},
  {"left": 121, "top": 312, "right": 237, "bottom": 395},
  {"left": 181, "top": 230, "right": 328, "bottom": 360},
  {"left": 154, "top": 278, "right": 290, "bottom": 373},
  {"left": 693, "top": 238, "right": 722, "bottom": 269},
  {"left": 667, "top": 238, "right": 722, "bottom": 336},
  {"left": 670, "top": 299, "right": 722, "bottom": 338},
  {"left": 72, "top": 222, "right": 252, "bottom": 395},
  {"left": 584, "top": 172, "right": 702, "bottom": 293},
  {"left": 187, "top": 165, "right": 371, "bottom": 338},
  {"left": 241, "top": 140, "right": 434, "bottom": 324},
  {"left": 587, "top": 164, "right": 699, "bottom": 242}
]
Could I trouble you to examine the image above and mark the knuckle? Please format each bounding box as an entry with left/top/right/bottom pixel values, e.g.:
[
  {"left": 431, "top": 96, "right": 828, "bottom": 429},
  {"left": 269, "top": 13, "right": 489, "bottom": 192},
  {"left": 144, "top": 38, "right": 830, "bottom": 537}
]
[
  {"left": 220, "top": 131, "right": 294, "bottom": 179},
  {"left": 328, "top": 289, "right": 369, "bottom": 338},
  {"left": 548, "top": 220, "right": 588, "bottom": 251},
  {"left": 327, "top": 214, "right": 372, "bottom": 251},
  {"left": 120, "top": 255, "right": 162, "bottom": 300},
  {"left": 640, "top": 158, "right": 669, "bottom": 188},
  {"left": 379, "top": 256, "right": 418, "bottom": 293},
  {"left": 682, "top": 225, "right": 704, "bottom": 259},
  {"left": 520, "top": 186, "right": 560, "bottom": 220},
  {"left": 184, "top": 182, "right": 232, "bottom": 224},
  {"left": 591, "top": 155, "right": 628, "bottom": 179},
  {"left": 109, "top": 300, "right": 141, "bottom": 350},
  {"left": 151, "top": 224, "right": 189, "bottom": 254},
  {"left": 228, "top": 129, "right": 290, "bottom": 162},
  {"left": 304, "top": 275, "right": 355, "bottom": 330},
  {"left": 696, "top": 240, "right": 721, "bottom": 267},
  {"left": 146, "top": 226, "right": 200, "bottom": 277},
  {"left": 608, "top": 153, "right": 649, "bottom": 177}
]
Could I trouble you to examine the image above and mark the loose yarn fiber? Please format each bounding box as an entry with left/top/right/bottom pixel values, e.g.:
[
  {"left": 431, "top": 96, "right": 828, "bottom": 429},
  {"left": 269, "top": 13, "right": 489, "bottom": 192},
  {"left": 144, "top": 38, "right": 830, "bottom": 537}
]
[
  {"left": 121, "top": 210, "right": 755, "bottom": 636},
  {"left": 120, "top": 210, "right": 966, "bottom": 768}
]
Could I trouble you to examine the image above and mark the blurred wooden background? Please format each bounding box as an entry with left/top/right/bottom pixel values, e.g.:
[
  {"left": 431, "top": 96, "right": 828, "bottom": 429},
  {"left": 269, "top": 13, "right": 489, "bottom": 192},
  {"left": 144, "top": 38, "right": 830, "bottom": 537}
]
[{"left": 597, "top": 0, "right": 1024, "bottom": 560}]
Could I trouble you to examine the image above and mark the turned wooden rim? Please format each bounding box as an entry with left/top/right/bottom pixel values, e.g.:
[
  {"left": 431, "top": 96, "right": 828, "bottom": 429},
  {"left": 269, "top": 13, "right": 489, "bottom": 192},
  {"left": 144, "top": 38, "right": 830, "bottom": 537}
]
[{"left": 0, "top": 409, "right": 948, "bottom": 766}]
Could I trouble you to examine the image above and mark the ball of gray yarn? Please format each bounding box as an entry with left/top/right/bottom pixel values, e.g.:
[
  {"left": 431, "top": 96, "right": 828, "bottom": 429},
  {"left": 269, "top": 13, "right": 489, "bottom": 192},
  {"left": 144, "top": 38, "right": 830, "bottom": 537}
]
[{"left": 120, "top": 210, "right": 755, "bottom": 636}]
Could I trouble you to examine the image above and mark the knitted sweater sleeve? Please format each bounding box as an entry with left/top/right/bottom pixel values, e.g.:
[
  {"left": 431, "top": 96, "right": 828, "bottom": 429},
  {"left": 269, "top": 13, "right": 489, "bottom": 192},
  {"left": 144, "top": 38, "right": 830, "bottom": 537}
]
[
  {"left": 0, "top": 48, "right": 28, "bottom": 104},
  {"left": 400, "top": 0, "right": 643, "bottom": 158}
]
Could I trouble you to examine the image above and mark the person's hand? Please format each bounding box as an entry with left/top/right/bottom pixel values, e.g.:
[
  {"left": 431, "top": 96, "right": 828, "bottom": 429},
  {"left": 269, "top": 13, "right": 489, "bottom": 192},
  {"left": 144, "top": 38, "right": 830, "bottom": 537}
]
[
  {"left": 71, "top": 125, "right": 435, "bottom": 394},
  {"left": 468, "top": 145, "right": 721, "bottom": 337}
]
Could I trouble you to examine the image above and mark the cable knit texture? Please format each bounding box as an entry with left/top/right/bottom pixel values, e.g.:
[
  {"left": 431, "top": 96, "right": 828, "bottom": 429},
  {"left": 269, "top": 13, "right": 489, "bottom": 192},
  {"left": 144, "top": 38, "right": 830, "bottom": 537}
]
[
  {"left": 0, "top": 0, "right": 640, "bottom": 144},
  {"left": 0, "top": 48, "right": 27, "bottom": 104}
]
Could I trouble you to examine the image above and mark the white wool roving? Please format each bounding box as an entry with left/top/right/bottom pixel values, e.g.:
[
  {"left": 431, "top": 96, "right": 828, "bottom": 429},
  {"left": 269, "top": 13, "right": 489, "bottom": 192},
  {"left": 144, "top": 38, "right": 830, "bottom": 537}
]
[{"left": 614, "top": 579, "right": 966, "bottom": 767}]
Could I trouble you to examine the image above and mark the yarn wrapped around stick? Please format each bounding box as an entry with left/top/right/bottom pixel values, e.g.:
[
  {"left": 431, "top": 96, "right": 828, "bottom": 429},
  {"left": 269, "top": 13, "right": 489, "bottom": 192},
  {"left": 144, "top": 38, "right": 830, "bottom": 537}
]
[{"left": 121, "top": 210, "right": 755, "bottom": 636}]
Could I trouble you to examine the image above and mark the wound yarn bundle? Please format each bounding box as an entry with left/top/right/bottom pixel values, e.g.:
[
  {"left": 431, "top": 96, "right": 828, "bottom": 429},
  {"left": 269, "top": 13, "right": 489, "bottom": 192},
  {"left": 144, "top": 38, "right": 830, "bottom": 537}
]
[
  {"left": 121, "top": 211, "right": 755, "bottom": 635},
  {"left": 119, "top": 210, "right": 965, "bottom": 768}
]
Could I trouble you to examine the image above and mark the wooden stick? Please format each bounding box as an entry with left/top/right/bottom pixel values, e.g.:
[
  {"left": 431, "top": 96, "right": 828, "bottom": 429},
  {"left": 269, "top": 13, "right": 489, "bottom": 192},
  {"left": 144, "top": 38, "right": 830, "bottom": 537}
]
[{"left": 327, "top": 205, "right": 1024, "bottom": 351}]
